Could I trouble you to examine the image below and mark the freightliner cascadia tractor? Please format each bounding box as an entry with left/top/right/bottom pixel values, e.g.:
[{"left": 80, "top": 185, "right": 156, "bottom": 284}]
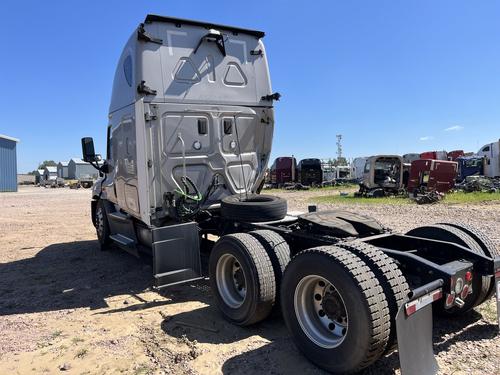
[{"left": 81, "top": 14, "right": 500, "bottom": 374}]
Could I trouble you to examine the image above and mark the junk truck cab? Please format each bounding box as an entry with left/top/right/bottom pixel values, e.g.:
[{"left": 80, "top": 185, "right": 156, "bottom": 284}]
[
  {"left": 407, "top": 159, "right": 458, "bottom": 194},
  {"left": 477, "top": 140, "right": 500, "bottom": 178},
  {"left": 82, "top": 15, "right": 500, "bottom": 375}
]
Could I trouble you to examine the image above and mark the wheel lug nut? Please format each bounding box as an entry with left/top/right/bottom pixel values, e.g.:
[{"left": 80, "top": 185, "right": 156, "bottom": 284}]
[
  {"left": 328, "top": 323, "right": 335, "bottom": 331},
  {"left": 342, "top": 328, "right": 347, "bottom": 335},
  {"left": 314, "top": 294, "right": 322, "bottom": 301},
  {"left": 318, "top": 281, "right": 325, "bottom": 287},
  {"left": 318, "top": 310, "right": 325, "bottom": 317}
]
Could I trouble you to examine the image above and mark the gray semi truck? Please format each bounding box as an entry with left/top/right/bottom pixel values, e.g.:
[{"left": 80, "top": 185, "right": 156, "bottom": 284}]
[{"left": 81, "top": 14, "right": 500, "bottom": 374}]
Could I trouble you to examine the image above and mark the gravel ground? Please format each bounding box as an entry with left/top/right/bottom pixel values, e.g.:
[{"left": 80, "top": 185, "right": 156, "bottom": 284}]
[{"left": 0, "top": 186, "right": 498, "bottom": 375}]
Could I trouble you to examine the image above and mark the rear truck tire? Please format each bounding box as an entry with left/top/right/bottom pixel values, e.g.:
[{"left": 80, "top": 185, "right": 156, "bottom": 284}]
[
  {"left": 438, "top": 222, "right": 499, "bottom": 302},
  {"left": 95, "top": 199, "right": 112, "bottom": 250},
  {"left": 280, "top": 246, "right": 390, "bottom": 373},
  {"left": 406, "top": 224, "right": 490, "bottom": 314},
  {"left": 221, "top": 194, "right": 287, "bottom": 222},
  {"left": 209, "top": 233, "right": 276, "bottom": 326},
  {"left": 337, "top": 241, "right": 409, "bottom": 354},
  {"left": 249, "top": 230, "right": 291, "bottom": 309}
]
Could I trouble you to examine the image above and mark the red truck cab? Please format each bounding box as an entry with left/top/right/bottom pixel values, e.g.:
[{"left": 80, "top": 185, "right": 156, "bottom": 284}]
[
  {"left": 408, "top": 159, "right": 458, "bottom": 193},
  {"left": 419, "top": 150, "right": 448, "bottom": 160},
  {"left": 447, "top": 150, "right": 465, "bottom": 161},
  {"left": 270, "top": 157, "right": 297, "bottom": 186}
]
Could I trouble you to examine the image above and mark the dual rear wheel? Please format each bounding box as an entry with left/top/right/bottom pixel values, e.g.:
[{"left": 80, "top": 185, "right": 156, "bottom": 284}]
[
  {"left": 209, "top": 234, "right": 404, "bottom": 373},
  {"left": 208, "top": 231, "right": 290, "bottom": 326},
  {"left": 209, "top": 222, "right": 496, "bottom": 373}
]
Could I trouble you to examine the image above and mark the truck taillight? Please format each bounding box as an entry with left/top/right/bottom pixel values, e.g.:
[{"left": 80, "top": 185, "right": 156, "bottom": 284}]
[
  {"left": 460, "top": 284, "right": 470, "bottom": 300},
  {"left": 465, "top": 271, "right": 472, "bottom": 282},
  {"left": 445, "top": 293, "right": 455, "bottom": 307},
  {"left": 454, "top": 277, "right": 464, "bottom": 294}
]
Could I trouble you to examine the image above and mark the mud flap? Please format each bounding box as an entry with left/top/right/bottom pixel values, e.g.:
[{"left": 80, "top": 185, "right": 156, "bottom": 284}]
[
  {"left": 152, "top": 222, "right": 203, "bottom": 289},
  {"left": 396, "top": 283, "right": 442, "bottom": 375},
  {"left": 494, "top": 257, "right": 500, "bottom": 329}
]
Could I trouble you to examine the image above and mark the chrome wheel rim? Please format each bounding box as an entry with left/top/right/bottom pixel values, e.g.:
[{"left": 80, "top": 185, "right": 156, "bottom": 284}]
[
  {"left": 96, "top": 207, "right": 105, "bottom": 239},
  {"left": 294, "top": 275, "right": 348, "bottom": 348},
  {"left": 216, "top": 254, "right": 247, "bottom": 308}
]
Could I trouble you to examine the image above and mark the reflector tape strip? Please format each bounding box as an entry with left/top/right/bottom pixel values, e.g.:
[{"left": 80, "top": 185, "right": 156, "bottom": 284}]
[{"left": 405, "top": 289, "right": 443, "bottom": 317}]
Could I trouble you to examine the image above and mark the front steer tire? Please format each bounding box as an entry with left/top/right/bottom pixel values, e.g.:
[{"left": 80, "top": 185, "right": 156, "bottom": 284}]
[
  {"left": 209, "top": 233, "right": 276, "bottom": 326},
  {"left": 95, "top": 199, "right": 112, "bottom": 250},
  {"left": 281, "top": 246, "right": 390, "bottom": 374}
]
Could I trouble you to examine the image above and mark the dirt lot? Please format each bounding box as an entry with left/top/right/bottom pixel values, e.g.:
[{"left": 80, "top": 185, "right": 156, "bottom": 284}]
[{"left": 0, "top": 186, "right": 499, "bottom": 375}]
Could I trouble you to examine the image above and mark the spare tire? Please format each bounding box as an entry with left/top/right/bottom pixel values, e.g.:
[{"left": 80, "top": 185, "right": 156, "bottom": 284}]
[{"left": 221, "top": 194, "right": 287, "bottom": 222}]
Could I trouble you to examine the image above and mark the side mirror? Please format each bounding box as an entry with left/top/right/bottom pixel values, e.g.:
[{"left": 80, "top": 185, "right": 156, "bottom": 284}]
[
  {"left": 81, "top": 137, "right": 96, "bottom": 162},
  {"left": 100, "top": 163, "right": 111, "bottom": 174}
]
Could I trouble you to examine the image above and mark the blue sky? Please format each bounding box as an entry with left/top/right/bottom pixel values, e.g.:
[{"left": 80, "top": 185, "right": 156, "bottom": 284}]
[{"left": 1, "top": 1, "right": 499, "bottom": 172}]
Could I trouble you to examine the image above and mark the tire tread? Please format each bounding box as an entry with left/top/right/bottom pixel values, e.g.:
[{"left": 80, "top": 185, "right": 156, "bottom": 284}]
[{"left": 292, "top": 246, "right": 391, "bottom": 371}]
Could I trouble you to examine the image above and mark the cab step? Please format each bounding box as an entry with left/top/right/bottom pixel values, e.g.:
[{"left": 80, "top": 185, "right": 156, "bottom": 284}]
[{"left": 109, "top": 234, "right": 139, "bottom": 257}]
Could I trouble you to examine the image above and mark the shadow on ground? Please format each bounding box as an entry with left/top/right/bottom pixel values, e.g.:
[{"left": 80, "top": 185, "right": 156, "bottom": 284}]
[
  {"left": 1, "top": 240, "right": 496, "bottom": 374},
  {"left": 0, "top": 240, "right": 211, "bottom": 315},
  {"left": 160, "top": 296, "right": 497, "bottom": 375}
]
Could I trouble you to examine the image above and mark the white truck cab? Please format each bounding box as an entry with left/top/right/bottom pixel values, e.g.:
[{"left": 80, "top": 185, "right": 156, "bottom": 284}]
[
  {"left": 82, "top": 15, "right": 280, "bottom": 286},
  {"left": 477, "top": 140, "right": 500, "bottom": 178}
]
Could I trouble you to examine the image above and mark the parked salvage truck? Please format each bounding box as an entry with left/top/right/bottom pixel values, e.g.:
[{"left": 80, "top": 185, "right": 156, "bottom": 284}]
[
  {"left": 402, "top": 153, "right": 420, "bottom": 164},
  {"left": 477, "top": 139, "right": 500, "bottom": 178},
  {"left": 407, "top": 159, "right": 458, "bottom": 194},
  {"left": 270, "top": 156, "right": 296, "bottom": 187},
  {"left": 81, "top": 15, "right": 500, "bottom": 375},
  {"left": 297, "top": 158, "right": 322, "bottom": 186},
  {"left": 350, "top": 157, "right": 367, "bottom": 181},
  {"left": 456, "top": 156, "right": 485, "bottom": 182},
  {"left": 356, "top": 155, "right": 404, "bottom": 197},
  {"left": 420, "top": 150, "right": 448, "bottom": 160}
]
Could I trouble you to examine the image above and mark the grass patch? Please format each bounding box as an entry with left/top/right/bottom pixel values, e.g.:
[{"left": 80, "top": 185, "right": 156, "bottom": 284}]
[
  {"left": 50, "top": 330, "right": 63, "bottom": 340},
  {"left": 75, "top": 348, "right": 88, "bottom": 358},
  {"left": 134, "top": 364, "right": 153, "bottom": 375},
  {"left": 310, "top": 190, "right": 500, "bottom": 205},
  {"left": 264, "top": 184, "right": 358, "bottom": 194},
  {"left": 71, "top": 337, "right": 84, "bottom": 345},
  {"left": 442, "top": 191, "right": 500, "bottom": 204},
  {"left": 310, "top": 194, "right": 411, "bottom": 205}
]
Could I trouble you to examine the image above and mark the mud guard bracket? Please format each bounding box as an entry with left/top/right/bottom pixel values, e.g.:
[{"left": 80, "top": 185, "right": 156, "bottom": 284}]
[
  {"left": 152, "top": 222, "right": 203, "bottom": 289},
  {"left": 396, "top": 280, "right": 443, "bottom": 375}
]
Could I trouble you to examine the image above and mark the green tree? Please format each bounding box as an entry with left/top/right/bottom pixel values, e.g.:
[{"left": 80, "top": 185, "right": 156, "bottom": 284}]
[
  {"left": 336, "top": 157, "right": 348, "bottom": 166},
  {"left": 37, "top": 160, "right": 57, "bottom": 169}
]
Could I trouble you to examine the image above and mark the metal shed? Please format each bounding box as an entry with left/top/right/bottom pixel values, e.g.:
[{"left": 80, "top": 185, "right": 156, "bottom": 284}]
[
  {"left": 0, "top": 134, "right": 19, "bottom": 192},
  {"left": 35, "top": 169, "right": 45, "bottom": 184},
  {"left": 57, "top": 161, "right": 69, "bottom": 179},
  {"left": 68, "top": 158, "right": 100, "bottom": 180},
  {"left": 43, "top": 166, "right": 58, "bottom": 181}
]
